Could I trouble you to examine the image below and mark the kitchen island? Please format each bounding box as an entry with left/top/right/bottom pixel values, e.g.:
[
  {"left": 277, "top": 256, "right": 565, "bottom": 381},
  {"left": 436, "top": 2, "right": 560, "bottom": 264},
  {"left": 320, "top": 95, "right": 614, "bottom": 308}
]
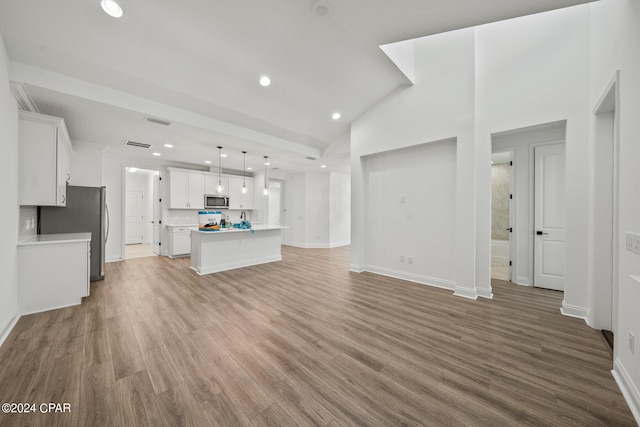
[{"left": 190, "top": 225, "right": 286, "bottom": 275}]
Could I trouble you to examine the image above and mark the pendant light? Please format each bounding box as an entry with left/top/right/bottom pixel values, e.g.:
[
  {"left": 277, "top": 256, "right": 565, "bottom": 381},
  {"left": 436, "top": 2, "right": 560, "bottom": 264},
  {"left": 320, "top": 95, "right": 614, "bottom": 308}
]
[
  {"left": 263, "top": 156, "right": 269, "bottom": 196},
  {"left": 216, "top": 146, "right": 224, "bottom": 193},
  {"left": 242, "top": 151, "right": 247, "bottom": 194}
]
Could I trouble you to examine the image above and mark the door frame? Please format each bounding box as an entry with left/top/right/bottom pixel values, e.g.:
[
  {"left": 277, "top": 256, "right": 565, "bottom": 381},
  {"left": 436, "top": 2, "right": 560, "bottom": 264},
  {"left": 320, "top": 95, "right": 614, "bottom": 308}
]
[
  {"left": 125, "top": 190, "right": 144, "bottom": 245},
  {"left": 589, "top": 70, "right": 620, "bottom": 333},
  {"left": 122, "top": 166, "right": 162, "bottom": 259}
]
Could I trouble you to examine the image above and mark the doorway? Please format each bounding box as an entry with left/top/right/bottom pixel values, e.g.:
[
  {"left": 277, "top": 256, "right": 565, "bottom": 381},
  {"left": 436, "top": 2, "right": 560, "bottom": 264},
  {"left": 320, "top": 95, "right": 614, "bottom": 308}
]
[
  {"left": 124, "top": 167, "right": 160, "bottom": 259},
  {"left": 491, "top": 120, "right": 567, "bottom": 289},
  {"left": 491, "top": 152, "right": 512, "bottom": 281},
  {"left": 268, "top": 180, "right": 283, "bottom": 226}
]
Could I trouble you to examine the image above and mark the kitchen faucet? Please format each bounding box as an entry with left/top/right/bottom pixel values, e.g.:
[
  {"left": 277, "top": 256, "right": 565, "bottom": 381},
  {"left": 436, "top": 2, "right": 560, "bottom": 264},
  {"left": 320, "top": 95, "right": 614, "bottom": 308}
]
[{"left": 240, "top": 211, "right": 246, "bottom": 220}]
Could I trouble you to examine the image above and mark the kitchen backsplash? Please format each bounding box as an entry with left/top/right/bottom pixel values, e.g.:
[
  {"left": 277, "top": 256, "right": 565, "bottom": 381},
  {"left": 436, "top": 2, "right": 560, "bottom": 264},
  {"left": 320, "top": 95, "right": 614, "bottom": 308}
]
[
  {"left": 166, "top": 209, "right": 253, "bottom": 225},
  {"left": 18, "top": 206, "right": 37, "bottom": 241}
]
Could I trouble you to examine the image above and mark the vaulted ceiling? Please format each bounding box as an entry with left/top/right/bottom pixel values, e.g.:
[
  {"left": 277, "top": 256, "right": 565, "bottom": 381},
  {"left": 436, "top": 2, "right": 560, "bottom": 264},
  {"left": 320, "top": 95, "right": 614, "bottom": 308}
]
[{"left": 0, "top": 0, "right": 594, "bottom": 174}]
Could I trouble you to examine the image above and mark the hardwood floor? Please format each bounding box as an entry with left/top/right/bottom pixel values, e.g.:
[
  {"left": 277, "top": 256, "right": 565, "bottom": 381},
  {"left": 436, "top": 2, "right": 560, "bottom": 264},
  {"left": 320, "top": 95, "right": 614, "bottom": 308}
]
[{"left": 0, "top": 245, "right": 635, "bottom": 426}]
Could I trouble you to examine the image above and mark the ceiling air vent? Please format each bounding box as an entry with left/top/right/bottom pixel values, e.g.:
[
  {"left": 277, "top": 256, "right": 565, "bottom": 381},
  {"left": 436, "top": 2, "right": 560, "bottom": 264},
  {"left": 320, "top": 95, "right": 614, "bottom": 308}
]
[
  {"left": 125, "top": 140, "right": 152, "bottom": 149},
  {"left": 145, "top": 116, "right": 172, "bottom": 126},
  {"left": 305, "top": 156, "right": 317, "bottom": 161}
]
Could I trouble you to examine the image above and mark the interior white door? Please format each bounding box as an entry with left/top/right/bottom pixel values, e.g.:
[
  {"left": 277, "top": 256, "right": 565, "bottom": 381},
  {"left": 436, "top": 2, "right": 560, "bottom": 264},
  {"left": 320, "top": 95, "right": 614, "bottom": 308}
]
[
  {"left": 152, "top": 174, "right": 161, "bottom": 254},
  {"left": 534, "top": 144, "right": 566, "bottom": 291},
  {"left": 125, "top": 191, "right": 143, "bottom": 245}
]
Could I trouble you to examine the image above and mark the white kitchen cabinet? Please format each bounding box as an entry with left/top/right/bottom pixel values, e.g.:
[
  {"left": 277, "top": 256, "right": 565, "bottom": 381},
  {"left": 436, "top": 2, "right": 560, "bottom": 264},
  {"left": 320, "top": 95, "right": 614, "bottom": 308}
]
[
  {"left": 18, "top": 111, "right": 72, "bottom": 206},
  {"left": 167, "top": 226, "right": 194, "bottom": 257},
  {"left": 228, "top": 176, "right": 254, "bottom": 210},
  {"left": 204, "top": 172, "right": 229, "bottom": 196},
  {"left": 17, "top": 233, "right": 91, "bottom": 314},
  {"left": 168, "top": 168, "right": 204, "bottom": 209}
]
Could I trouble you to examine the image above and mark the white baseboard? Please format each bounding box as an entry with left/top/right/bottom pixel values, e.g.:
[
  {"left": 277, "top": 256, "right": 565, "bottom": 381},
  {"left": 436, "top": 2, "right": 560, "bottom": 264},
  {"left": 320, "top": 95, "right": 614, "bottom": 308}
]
[
  {"left": 453, "top": 286, "right": 478, "bottom": 300},
  {"left": 612, "top": 357, "right": 640, "bottom": 425},
  {"left": 283, "top": 241, "right": 350, "bottom": 249},
  {"left": 0, "top": 309, "right": 20, "bottom": 348},
  {"left": 560, "top": 300, "right": 589, "bottom": 324},
  {"left": 363, "top": 265, "right": 455, "bottom": 291},
  {"left": 191, "top": 255, "right": 282, "bottom": 275},
  {"left": 476, "top": 286, "right": 494, "bottom": 299},
  {"left": 106, "top": 256, "right": 123, "bottom": 263},
  {"left": 349, "top": 264, "right": 364, "bottom": 273}
]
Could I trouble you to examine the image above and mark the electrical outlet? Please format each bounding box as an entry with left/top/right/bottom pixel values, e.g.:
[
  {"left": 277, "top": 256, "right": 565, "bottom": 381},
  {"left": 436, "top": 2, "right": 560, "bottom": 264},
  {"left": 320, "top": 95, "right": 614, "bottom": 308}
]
[
  {"left": 408, "top": 256, "right": 413, "bottom": 264},
  {"left": 629, "top": 332, "right": 635, "bottom": 354},
  {"left": 627, "top": 234, "right": 634, "bottom": 251},
  {"left": 625, "top": 232, "right": 640, "bottom": 255}
]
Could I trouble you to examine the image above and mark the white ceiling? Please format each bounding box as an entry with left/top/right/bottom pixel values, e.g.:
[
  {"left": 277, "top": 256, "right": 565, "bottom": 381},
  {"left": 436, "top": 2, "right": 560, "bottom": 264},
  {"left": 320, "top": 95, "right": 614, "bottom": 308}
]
[{"left": 0, "top": 0, "right": 593, "bottom": 175}]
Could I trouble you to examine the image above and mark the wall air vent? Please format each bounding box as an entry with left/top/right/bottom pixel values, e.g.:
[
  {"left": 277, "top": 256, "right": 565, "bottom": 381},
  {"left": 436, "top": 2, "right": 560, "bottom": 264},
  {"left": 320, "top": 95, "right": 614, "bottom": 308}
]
[
  {"left": 125, "top": 140, "right": 152, "bottom": 149},
  {"left": 145, "top": 116, "right": 172, "bottom": 126}
]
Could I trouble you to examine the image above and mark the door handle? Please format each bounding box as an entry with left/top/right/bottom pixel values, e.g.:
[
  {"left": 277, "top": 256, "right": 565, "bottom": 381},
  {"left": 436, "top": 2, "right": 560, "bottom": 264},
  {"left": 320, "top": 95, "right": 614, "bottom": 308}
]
[
  {"left": 505, "top": 227, "right": 512, "bottom": 232},
  {"left": 536, "top": 231, "right": 549, "bottom": 235}
]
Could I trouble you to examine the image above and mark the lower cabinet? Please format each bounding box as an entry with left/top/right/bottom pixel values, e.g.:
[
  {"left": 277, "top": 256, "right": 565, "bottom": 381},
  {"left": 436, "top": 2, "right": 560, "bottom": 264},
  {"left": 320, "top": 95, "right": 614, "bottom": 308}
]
[
  {"left": 17, "top": 234, "right": 90, "bottom": 314},
  {"left": 167, "top": 226, "right": 194, "bottom": 257}
]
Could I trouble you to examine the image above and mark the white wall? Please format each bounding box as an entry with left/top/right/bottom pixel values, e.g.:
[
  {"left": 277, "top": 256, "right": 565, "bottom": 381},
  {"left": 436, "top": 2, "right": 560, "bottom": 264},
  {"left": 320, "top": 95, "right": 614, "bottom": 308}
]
[
  {"left": 282, "top": 172, "right": 351, "bottom": 248},
  {"left": 351, "top": 28, "right": 477, "bottom": 297},
  {"left": 590, "top": 0, "right": 640, "bottom": 421},
  {"left": 364, "top": 140, "right": 457, "bottom": 288},
  {"left": 0, "top": 32, "right": 20, "bottom": 343},
  {"left": 329, "top": 172, "right": 350, "bottom": 247},
  {"left": 305, "top": 174, "right": 330, "bottom": 247},
  {"left": 475, "top": 5, "right": 591, "bottom": 316},
  {"left": 283, "top": 173, "right": 306, "bottom": 246},
  {"left": 69, "top": 141, "right": 103, "bottom": 187}
]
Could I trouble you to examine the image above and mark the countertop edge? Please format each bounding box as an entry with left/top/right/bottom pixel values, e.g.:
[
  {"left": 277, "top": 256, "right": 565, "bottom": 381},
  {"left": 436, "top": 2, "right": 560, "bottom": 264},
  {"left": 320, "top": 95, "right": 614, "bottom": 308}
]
[{"left": 18, "top": 232, "right": 92, "bottom": 246}]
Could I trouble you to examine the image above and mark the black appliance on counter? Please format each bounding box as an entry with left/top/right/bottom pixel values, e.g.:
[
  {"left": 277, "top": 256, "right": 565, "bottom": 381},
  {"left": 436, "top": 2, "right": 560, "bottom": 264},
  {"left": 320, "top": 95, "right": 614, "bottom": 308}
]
[{"left": 39, "top": 185, "right": 109, "bottom": 281}]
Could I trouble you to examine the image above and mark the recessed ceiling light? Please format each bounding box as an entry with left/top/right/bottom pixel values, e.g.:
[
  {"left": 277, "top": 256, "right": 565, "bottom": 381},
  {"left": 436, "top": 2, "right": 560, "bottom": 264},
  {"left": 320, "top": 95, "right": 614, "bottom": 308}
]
[
  {"left": 259, "top": 76, "right": 271, "bottom": 87},
  {"left": 221, "top": 154, "right": 228, "bottom": 158},
  {"left": 128, "top": 167, "right": 137, "bottom": 173},
  {"left": 332, "top": 112, "right": 341, "bottom": 120},
  {"left": 265, "top": 162, "right": 271, "bottom": 166},
  {"left": 152, "top": 152, "right": 161, "bottom": 156},
  {"left": 101, "top": 0, "right": 123, "bottom": 18},
  {"left": 321, "top": 165, "right": 327, "bottom": 168},
  {"left": 205, "top": 160, "right": 211, "bottom": 164},
  {"left": 164, "top": 144, "right": 174, "bottom": 148},
  {"left": 247, "top": 167, "right": 253, "bottom": 170}
]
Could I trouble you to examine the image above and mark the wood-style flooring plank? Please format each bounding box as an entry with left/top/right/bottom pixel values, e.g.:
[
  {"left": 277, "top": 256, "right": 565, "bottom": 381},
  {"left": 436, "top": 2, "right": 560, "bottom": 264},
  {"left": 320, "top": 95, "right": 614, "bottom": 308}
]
[{"left": 0, "top": 245, "right": 635, "bottom": 427}]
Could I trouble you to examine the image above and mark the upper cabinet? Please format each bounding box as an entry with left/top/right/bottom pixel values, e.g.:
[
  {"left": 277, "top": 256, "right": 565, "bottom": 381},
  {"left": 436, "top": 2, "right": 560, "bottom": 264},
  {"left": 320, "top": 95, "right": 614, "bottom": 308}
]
[
  {"left": 168, "top": 168, "right": 204, "bottom": 209},
  {"left": 19, "top": 111, "right": 72, "bottom": 206},
  {"left": 228, "top": 176, "right": 254, "bottom": 210}
]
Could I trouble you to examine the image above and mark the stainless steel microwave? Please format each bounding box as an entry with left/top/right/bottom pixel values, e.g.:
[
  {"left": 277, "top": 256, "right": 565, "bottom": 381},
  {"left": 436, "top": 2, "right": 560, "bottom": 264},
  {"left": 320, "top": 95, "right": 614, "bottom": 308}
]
[{"left": 204, "top": 194, "right": 229, "bottom": 209}]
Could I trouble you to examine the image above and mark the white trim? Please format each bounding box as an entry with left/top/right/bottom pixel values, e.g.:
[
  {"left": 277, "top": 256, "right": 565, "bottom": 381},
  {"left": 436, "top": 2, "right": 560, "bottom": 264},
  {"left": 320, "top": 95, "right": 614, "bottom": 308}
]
[
  {"left": 363, "top": 265, "right": 455, "bottom": 291},
  {"left": 453, "top": 286, "right": 479, "bottom": 300},
  {"left": 283, "top": 241, "right": 350, "bottom": 249},
  {"left": 349, "top": 264, "right": 364, "bottom": 273},
  {"left": 560, "top": 300, "right": 589, "bottom": 323},
  {"left": 20, "top": 301, "right": 82, "bottom": 316},
  {"left": 491, "top": 239, "right": 509, "bottom": 263},
  {"left": 106, "top": 256, "right": 123, "bottom": 263},
  {"left": 0, "top": 310, "right": 20, "bottom": 348},
  {"left": 612, "top": 357, "right": 640, "bottom": 425},
  {"left": 476, "top": 287, "right": 494, "bottom": 299},
  {"left": 191, "top": 254, "right": 281, "bottom": 275}
]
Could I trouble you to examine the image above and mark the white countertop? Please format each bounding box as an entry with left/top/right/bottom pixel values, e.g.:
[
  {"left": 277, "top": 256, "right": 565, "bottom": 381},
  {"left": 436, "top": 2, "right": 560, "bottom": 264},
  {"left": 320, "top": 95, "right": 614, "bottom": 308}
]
[
  {"left": 18, "top": 232, "right": 92, "bottom": 246},
  {"left": 165, "top": 224, "right": 199, "bottom": 227},
  {"left": 193, "top": 225, "right": 286, "bottom": 234}
]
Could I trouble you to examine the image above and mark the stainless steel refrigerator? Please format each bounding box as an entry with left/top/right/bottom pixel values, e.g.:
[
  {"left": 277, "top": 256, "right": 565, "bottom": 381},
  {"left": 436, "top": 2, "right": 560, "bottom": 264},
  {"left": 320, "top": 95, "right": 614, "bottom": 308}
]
[{"left": 39, "top": 186, "right": 108, "bottom": 281}]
